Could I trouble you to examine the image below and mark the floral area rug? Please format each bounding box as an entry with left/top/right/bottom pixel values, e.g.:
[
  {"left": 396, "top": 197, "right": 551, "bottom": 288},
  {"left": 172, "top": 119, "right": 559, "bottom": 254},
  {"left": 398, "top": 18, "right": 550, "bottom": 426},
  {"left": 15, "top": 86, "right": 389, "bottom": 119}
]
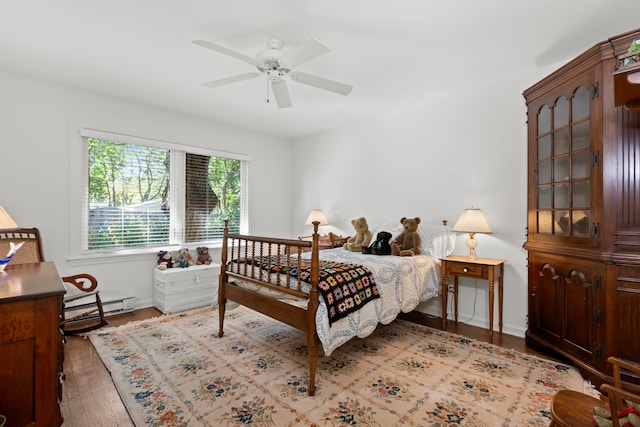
[{"left": 89, "top": 305, "right": 589, "bottom": 426}]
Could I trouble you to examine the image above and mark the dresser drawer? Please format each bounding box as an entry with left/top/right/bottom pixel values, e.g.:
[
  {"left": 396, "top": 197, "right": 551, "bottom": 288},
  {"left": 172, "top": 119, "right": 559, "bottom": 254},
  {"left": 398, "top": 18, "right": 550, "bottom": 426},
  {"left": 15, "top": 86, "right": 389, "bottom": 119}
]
[
  {"left": 0, "top": 299, "right": 35, "bottom": 345},
  {"left": 447, "top": 262, "right": 486, "bottom": 279}
]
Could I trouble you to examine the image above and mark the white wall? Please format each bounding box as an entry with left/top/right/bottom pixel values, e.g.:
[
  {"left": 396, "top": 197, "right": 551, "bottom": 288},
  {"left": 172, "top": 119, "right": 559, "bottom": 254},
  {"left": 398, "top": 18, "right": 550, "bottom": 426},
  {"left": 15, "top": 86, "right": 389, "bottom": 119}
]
[
  {"left": 0, "top": 71, "right": 293, "bottom": 308},
  {"left": 0, "top": 62, "right": 559, "bottom": 337},
  {"left": 291, "top": 68, "right": 557, "bottom": 337}
]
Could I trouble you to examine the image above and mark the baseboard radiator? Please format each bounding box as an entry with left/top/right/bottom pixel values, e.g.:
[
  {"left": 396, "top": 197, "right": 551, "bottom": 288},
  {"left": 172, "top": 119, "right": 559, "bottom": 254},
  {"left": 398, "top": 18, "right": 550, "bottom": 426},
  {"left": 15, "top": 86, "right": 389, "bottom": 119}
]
[{"left": 65, "top": 294, "right": 136, "bottom": 319}]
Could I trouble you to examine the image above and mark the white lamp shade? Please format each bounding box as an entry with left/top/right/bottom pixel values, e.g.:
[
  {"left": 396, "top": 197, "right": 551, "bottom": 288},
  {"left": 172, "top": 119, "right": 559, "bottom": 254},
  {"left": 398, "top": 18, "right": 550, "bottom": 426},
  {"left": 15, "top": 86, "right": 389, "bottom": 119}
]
[
  {"left": 0, "top": 205, "right": 18, "bottom": 229},
  {"left": 305, "top": 209, "right": 328, "bottom": 225},
  {"left": 452, "top": 208, "right": 492, "bottom": 259},
  {"left": 452, "top": 208, "right": 492, "bottom": 234}
]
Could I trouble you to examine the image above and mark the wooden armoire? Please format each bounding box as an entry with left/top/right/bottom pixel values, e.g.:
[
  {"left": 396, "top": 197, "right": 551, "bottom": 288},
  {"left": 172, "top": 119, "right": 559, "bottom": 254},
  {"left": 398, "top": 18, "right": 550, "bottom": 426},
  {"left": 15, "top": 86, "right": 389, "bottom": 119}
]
[{"left": 523, "top": 28, "right": 640, "bottom": 389}]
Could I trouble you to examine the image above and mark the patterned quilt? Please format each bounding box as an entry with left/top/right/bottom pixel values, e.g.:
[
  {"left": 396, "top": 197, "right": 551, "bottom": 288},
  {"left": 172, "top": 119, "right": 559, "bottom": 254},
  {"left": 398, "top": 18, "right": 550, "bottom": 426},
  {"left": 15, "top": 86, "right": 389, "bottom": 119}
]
[
  {"left": 304, "top": 249, "right": 441, "bottom": 355},
  {"left": 233, "top": 255, "right": 380, "bottom": 325}
]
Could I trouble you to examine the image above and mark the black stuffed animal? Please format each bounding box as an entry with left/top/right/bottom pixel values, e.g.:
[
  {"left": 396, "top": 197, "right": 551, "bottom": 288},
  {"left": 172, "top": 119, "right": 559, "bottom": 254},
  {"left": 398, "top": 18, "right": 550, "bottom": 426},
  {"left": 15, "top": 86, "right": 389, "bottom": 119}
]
[
  {"left": 157, "top": 250, "right": 177, "bottom": 270},
  {"left": 362, "top": 231, "right": 393, "bottom": 255}
]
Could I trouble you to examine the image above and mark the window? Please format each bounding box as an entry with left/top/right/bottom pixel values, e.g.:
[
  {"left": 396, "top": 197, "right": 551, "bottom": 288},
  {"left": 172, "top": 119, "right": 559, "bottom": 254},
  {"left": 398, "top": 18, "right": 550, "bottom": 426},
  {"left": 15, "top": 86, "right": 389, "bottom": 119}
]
[{"left": 78, "top": 129, "right": 249, "bottom": 254}]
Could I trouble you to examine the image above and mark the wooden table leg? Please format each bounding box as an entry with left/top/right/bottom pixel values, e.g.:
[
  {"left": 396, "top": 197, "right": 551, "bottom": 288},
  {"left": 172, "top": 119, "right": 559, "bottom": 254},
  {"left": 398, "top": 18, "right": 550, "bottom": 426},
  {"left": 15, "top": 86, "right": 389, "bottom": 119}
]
[
  {"left": 453, "top": 276, "right": 459, "bottom": 324},
  {"left": 498, "top": 263, "right": 504, "bottom": 334},
  {"left": 441, "top": 268, "right": 448, "bottom": 330},
  {"left": 488, "top": 268, "right": 495, "bottom": 337}
]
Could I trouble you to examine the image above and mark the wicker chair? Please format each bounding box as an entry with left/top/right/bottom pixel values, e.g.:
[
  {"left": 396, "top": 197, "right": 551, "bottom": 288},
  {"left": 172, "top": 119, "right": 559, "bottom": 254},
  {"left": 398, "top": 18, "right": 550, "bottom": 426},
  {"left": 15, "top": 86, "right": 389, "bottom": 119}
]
[{"left": 0, "top": 227, "right": 108, "bottom": 335}]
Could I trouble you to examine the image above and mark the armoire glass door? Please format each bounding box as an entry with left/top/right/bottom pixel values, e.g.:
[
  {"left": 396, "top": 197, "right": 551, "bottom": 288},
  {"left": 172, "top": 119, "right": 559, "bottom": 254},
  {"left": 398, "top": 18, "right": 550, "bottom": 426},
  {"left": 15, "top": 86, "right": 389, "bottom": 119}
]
[{"left": 535, "top": 85, "right": 591, "bottom": 238}]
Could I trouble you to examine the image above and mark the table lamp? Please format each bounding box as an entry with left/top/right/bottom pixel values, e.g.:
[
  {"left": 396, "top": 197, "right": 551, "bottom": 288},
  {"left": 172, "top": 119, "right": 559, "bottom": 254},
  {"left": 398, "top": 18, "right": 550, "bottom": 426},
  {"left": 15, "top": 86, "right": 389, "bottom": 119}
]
[
  {"left": 0, "top": 204, "right": 18, "bottom": 229},
  {"left": 305, "top": 209, "right": 328, "bottom": 227},
  {"left": 305, "top": 209, "right": 329, "bottom": 242},
  {"left": 452, "top": 207, "right": 492, "bottom": 259}
]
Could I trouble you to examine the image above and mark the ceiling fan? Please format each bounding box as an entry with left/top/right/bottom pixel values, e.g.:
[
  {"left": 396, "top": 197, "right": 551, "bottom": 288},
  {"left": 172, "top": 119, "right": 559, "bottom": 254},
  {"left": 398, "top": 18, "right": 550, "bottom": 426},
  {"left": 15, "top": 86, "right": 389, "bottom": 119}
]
[{"left": 193, "top": 38, "right": 353, "bottom": 109}]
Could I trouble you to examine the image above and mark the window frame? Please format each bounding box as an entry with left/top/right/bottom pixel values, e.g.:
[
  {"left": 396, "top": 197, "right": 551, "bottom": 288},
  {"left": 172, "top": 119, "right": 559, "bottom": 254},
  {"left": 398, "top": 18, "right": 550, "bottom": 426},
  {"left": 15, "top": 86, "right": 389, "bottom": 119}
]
[{"left": 69, "top": 126, "right": 249, "bottom": 264}]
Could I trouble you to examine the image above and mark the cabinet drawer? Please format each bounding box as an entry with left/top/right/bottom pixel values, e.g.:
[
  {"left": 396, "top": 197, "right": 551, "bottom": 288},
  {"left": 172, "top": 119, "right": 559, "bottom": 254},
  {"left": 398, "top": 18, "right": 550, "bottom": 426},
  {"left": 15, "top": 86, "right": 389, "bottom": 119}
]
[{"left": 448, "top": 262, "right": 486, "bottom": 278}]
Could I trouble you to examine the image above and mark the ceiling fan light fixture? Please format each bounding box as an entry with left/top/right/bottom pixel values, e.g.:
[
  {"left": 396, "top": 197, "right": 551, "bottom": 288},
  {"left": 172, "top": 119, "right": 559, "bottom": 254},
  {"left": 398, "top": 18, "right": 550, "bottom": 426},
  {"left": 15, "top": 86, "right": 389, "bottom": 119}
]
[{"left": 256, "top": 40, "right": 287, "bottom": 72}]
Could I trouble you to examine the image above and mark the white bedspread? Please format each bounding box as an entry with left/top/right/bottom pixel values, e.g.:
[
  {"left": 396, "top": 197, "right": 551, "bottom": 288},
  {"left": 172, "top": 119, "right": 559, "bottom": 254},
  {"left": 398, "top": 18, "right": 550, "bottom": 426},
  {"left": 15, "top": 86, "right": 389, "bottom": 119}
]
[{"left": 302, "top": 248, "right": 441, "bottom": 355}]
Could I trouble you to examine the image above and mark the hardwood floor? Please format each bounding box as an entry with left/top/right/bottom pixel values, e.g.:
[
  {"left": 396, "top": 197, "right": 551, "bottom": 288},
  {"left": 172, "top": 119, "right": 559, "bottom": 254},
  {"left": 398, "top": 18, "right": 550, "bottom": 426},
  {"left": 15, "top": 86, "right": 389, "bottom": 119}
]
[
  {"left": 60, "top": 308, "right": 566, "bottom": 426},
  {"left": 61, "top": 308, "right": 163, "bottom": 427}
]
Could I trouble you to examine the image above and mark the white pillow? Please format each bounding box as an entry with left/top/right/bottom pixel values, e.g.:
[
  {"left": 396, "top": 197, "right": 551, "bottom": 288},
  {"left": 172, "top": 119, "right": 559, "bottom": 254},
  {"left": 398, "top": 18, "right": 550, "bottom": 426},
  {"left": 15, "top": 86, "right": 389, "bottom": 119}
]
[
  {"left": 369, "top": 221, "right": 403, "bottom": 237},
  {"left": 369, "top": 220, "right": 455, "bottom": 259},
  {"left": 417, "top": 223, "right": 456, "bottom": 259}
]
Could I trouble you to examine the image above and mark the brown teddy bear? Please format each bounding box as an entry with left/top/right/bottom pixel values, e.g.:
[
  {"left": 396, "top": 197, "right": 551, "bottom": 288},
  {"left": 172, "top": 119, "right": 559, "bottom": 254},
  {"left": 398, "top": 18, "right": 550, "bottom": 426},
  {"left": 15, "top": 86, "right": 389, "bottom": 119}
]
[
  {"left": 343, "top": 217, "right": 373, "bottom": 252},
  {"left": 196, "top": 247, "right": 213, "bottom": 265},
  {"left": 391, "top": 217, "right": 422, "bottom": 256}
]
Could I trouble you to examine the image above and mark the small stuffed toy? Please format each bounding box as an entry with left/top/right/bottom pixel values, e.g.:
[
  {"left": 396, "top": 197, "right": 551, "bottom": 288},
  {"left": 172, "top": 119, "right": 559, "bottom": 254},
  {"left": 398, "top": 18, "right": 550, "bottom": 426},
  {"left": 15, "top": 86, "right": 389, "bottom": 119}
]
[
  {"left": 157, "top": 250, "right": 177, "bottom": 270},
  {"left": 176, "top": 248, "right": 194, "bottom": 268},
  {"left": 362, "top": 231, "right": 392, "bottom": 255},
  {"left": 196, "top": 246, "right": 213, "bottom": 265},
  {"left": 328, "top": 232, "right": 349, "bottom": 248},
  {"left": 391, "top": 217, "right": 422, "bottom": 256},
  {"left": 343, "top": 217, "right": 373, "bottom": 252}
]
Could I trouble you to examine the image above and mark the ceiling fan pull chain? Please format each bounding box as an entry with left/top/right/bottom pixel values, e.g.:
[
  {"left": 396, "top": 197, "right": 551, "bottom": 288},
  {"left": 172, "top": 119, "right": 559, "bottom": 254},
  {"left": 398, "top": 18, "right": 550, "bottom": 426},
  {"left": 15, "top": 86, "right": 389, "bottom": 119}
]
[{"left": 266, "top": 73, "right": 270, "bottom": 104}]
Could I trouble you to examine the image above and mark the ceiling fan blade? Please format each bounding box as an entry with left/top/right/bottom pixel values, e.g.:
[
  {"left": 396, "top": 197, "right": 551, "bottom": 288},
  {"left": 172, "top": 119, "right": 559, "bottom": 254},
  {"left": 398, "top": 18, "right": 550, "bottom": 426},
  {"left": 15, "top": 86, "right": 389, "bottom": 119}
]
[
  {"left": 270, "top": 77, "right": 292, "bottom": 109},
  {"left": 290, "top": 71, "right": 353, "bottom": 96},
  {"left": 193, "top": 40, "right": 257, "bottom": 66},
  {"left": 279, "top": 38, "right": 330, "bottom": 70},
  {"left": 202, "top": 73, "right": 261, "bottom": 88}
]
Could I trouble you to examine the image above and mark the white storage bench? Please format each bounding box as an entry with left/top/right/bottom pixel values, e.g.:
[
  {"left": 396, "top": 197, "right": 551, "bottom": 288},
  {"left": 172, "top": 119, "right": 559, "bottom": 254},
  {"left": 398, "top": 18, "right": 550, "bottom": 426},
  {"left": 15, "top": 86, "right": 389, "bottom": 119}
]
[{"left": 153, "top": 263, "right": 220, "bottom": 314}]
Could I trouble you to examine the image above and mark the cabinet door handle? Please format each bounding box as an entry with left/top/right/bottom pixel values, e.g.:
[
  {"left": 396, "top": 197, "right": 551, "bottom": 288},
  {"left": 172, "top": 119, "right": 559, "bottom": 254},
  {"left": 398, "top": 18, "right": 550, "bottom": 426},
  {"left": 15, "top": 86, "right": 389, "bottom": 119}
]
[{"left": 463, "top": 267, "right": 468, "bottom": 273}]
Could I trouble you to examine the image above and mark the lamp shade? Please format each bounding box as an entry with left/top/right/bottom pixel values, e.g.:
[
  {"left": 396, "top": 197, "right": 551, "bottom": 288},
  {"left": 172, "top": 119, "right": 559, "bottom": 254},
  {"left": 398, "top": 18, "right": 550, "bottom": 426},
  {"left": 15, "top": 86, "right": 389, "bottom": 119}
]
[
  {"left": 305, "top": 209, "right": 328, "bottom": 225},
  {"left": 0, "top": 205, "right": 18, "bottom": 229},
  {"left": 452, "top": 208, "right": 492, "bottom": 234}
]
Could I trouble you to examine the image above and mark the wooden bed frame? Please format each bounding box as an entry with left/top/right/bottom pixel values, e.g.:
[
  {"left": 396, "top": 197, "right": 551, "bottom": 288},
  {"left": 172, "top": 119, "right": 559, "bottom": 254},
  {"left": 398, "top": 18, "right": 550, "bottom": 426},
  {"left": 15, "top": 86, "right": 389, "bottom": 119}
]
[{"left": 218, "top": 220, "right": 323, "bottom": 396}]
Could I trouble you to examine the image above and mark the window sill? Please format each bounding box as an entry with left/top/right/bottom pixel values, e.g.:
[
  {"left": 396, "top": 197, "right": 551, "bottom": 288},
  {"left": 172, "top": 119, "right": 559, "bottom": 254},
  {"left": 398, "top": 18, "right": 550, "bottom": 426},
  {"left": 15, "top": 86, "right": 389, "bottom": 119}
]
[{"left": 66, "top": 242, "right": 222, "bottom": 267}]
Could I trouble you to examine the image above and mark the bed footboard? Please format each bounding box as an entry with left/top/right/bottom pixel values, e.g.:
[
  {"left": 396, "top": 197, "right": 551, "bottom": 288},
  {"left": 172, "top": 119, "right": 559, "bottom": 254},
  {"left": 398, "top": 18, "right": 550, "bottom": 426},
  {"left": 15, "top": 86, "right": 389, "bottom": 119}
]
[{"left": 218, "top": 220, "right": 321, "bottom": 396}]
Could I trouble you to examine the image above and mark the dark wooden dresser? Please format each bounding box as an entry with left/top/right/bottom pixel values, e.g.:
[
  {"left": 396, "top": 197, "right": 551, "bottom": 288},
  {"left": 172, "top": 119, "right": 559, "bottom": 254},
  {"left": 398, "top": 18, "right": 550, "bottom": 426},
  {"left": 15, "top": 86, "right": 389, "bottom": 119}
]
[
  {"left": 523, "top": 28, "right": 640, "bottom": 388},
  {"left": 0, "top": 262, "right": 65, "bottom": 427}
]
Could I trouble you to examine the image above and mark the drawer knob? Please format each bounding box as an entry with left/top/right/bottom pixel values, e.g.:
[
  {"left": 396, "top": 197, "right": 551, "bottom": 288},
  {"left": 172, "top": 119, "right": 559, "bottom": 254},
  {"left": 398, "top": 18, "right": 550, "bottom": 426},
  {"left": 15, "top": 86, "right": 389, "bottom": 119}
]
[{"left": 463, "top": 267, "right": 468, "bottom": 273}]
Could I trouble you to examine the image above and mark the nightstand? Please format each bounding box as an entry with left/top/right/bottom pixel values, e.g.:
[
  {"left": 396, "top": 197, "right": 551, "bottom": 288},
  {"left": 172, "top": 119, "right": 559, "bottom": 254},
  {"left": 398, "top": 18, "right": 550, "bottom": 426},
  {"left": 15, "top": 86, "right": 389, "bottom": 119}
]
[{"left": 440, "top": 255, "right": 506, "bottom": 336}]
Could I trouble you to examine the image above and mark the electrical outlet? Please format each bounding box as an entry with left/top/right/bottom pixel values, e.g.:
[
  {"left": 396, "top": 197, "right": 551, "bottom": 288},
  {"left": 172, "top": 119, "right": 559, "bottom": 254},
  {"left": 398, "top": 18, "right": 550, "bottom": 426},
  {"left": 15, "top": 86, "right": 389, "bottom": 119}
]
[{"left": 448, "top": 285, "right": 454, "bottom": 292}]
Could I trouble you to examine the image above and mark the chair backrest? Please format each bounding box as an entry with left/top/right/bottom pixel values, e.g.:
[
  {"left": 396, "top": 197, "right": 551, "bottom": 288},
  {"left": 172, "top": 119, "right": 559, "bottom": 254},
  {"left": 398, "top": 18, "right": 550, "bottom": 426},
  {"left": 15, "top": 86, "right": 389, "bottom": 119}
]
[
  {"left": 600, "top": 357, "right": 640, "bottom": 426},
  {"left": 0, "top": 227, "right": 45, "bottom": 264}
]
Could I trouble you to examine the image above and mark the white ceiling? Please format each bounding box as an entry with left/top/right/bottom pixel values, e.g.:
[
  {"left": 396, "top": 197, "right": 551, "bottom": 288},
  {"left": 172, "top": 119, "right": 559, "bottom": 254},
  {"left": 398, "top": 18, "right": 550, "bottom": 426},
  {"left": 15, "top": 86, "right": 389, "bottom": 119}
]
[{"left": 0, "top": 1, "right": 637, "bottom": 140}]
